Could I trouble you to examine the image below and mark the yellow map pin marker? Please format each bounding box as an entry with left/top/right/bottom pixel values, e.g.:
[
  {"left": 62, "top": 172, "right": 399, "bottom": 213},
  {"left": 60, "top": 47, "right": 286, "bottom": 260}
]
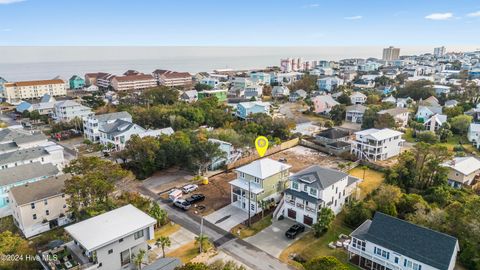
[{"left": 255, "top": 136, "right": 269, "bottom": 157}]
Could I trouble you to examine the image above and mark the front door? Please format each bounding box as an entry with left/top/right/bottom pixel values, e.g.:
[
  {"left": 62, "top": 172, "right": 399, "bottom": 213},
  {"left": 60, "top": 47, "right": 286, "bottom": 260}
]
[
  {"left": 287, "top": 209, "right": 296, "bottom": 219},
  {"left": 303, "top": 215, "right": 313, "bottom": 226}
]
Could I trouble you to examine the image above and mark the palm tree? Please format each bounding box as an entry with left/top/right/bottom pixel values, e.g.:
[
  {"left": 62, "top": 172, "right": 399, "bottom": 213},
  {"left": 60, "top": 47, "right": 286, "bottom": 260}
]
[
  {"left": 155, "top": 236, "right": 171, "bottom": 258},
  {"left": 134, "top": 249, "right": 146, "bottom": 270},
  {"left": 259, "top": 200, "right": 269, "bottom": 219},
  {"left": 338, "top": 163, "right": 346, "bottom": 171},
  {"left": 149, "top": 203, "right": 168, "bottom": 228},
  {"left": 360, "top": 165, "right": 368, "bottom": 180},
  {"left": 195, "top": 234, "right": 209, "bottom": 253}
]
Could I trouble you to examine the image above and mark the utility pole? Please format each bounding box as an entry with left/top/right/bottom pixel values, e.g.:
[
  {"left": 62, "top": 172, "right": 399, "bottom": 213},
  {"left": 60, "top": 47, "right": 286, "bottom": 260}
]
[{"left": 199, "top": 217, "right": 204, "bottom": 253}]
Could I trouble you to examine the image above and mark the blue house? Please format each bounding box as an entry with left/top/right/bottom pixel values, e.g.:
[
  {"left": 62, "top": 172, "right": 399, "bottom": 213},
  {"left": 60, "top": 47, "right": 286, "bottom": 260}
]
[
  {"left": 0, "top": 162, "right": 59, "bottom": 216},
  {"left": 317, "top": 77, "right": 344, "bottom": 92},
  {"left": 69, "top": 75, "right": 85, "bottom": 90},
  {"left": 0, "top": 77, "right": 6, "bottom": 93},
  {"left": 236, "top": 101, "right": 270, "bottom": 119}
]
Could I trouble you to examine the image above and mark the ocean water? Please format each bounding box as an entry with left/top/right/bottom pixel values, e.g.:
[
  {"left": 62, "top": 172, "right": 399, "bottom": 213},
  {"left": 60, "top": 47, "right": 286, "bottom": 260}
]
[{"left": 0, "top": 46, "right": 476, "bottom": 81}]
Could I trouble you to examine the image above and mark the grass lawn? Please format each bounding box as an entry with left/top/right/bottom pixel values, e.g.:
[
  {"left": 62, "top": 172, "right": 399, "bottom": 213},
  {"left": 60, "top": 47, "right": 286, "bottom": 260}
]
[
  {"left": 166, "top": 240, "right": 199, "bottom": 263},
  {"left": 29, "top": 227, "right": 71, "bottom": 249},
  {"left": 279, "top": 213, "right": 359, "bottom": 270},
  {"left": 147, "top": 222, "right": 181, "bottom": 245},
  {"left": 348, "top": 167, "right": 385, "bottom": 200},
  {"left": 230, "top": 214, "right": 273, "bottom": 239},
  {"left": 438, "top": 134, "right": 479, "bottom": 155}
]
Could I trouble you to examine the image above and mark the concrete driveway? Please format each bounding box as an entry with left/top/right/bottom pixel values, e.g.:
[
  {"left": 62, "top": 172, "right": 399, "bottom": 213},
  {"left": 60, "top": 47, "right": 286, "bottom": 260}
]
[
  {"left": 245, "top": 218, "right": 307, "bottom": 258},
  {"left": 204, "top": 204, "right": 249, "bottom": 231}
]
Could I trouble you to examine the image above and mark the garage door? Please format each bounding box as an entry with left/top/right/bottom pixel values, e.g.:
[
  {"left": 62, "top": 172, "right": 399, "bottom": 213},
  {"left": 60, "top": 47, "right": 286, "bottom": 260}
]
[
  {"left": 303, "top": 215, "right": 313, "bottom": 226},
  {"left": 287, "top": 209, "right": 296, "bottom": 219}
]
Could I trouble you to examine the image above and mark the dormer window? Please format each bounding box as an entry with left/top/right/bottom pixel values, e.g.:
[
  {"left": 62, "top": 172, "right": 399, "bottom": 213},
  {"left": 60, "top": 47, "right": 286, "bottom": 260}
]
[
  {"left": 291, "top": 181, "right": 299, "bottom": 190},
  {"left": 310, "top": 188, "right": 317, "bottom": 196}
]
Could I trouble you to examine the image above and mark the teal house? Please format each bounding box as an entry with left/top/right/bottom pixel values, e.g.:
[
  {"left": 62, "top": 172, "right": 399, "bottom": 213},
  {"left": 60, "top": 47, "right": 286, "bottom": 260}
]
[{"left": 69, "top": 75, "right": 85, "bottom": 90}]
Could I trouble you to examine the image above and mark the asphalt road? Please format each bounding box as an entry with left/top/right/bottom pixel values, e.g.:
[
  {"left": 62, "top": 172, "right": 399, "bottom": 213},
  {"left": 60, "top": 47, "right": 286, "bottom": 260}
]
[{"left": 137, "top": 186, "right": 294, "bottom": 270}]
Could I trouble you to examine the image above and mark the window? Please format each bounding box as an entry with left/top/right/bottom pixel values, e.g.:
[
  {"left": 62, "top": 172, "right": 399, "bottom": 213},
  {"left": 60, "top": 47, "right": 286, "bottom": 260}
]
[
  {"left": 31, "top": 203, "right": 35, "bottom": 209},
  {"left": 33, "top": 214, "right": 37, "bottom": 220},
  {"left": 303, "top": 185, "right": 308, "bottom": 192},
  {"left": 374, "top": 247, "right": 390, "bottom": 259},
  {"left": 134, "top": 229, "right": 144, "bottom": 240},
  {"left": 44, "top": 199, "right": 48, "bottom": 205},
  {"left": 309, "top": 188, "right": 317, "bottom": 196},
  {"left": 395, "top": 257, "right": 399, "bottom": 264},
  {"left": 119, "top": 238, "right": 123, "bottom": 243},
  {"left": 63, "top": 205, "right": 66, "bottom": 208},
  {"left": 254, "top": 177, "right": 260, "bottom": 184},
  {"left": 108, "top": 249, "right": 113, "bottom": 254},
  {"left": 292, "top": 181, "right": 299, "bottom": 190},
  {"left": 335, "top": 187, "right": 338, "bottom": 194},
  {"left": 46, "top": 210, "right": 49, "bottom": 215},
  {"left": 120, "top": 249, "right": 130, "bottom": 266}
]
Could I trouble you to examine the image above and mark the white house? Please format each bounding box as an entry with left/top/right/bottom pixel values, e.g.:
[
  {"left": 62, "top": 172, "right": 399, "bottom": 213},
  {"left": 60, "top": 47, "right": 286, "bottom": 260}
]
[
  {"left": 317, "top": 77, "right": 344, "bottom": 92},
  {"left": 349, "top": 212, "right": 459, "bottom": 270},
  {"left": 53, "top": 100, "right": 93, "bottom": 122},
  {"left": 9, "top": 174, "right": 72, "bottom": 238},
  {"left": 350, "top": 92, "right": 367, "bottom": 104},
  {"left": 468, "top": 123, "right": 480, "bottom": 148},
  {"left": 83, "top": 112, "right": 132, "bottom": 142},
  {"left": 415, "top": 106, "right": 442, "bottom": 122},
  {"left": 0, "top": 143, "right": 65, "bottom": 171},
  {"left": 272, "top": 86, "right": 290, "bottom": 98},
  {"left": 351, "top": 128, "right": 404, "bottom": 161},
  {"left": 235, "top": 101, "right": 270, "bottom": 119},
  {"left": 377, "top": 108, "right": 410, "bottom": 128},
  {"left": 65, "top": 204, "right": 156, "bottom": 270},
  {"left": 279, "top": 166, "right": 360, "bottom": 226},
  {"left": 345, "top": 104, "right": 367, "bottom": 124},
  {"left": 424, "top": 114, "right": 447, "bottom": 132},
  {"left": 180, "top": 90, "right": 198, "bottom": 103},
  {"left": 99, "top": 120, "right": 173, "bottom": 151},
  {"left": 382, "top": 96, "right": 397, "bottom": 104},
  {"left": 442, "top": 156, "right": 480, "bottom": 188}
]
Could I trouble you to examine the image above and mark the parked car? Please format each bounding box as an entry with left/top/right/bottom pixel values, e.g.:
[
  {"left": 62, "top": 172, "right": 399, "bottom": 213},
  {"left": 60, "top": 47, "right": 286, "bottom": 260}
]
[
  {"left": 285, "top": 224, "right": 305, "bottom": 239},
  {"left": 182, "top": 184, "right": 199, "bottom": 194},
  {"left": 173, "top": 199, "right": 191, "bottom": 210},
  {"left": 186, "top": 194, "right": 205, "bottom": 204}
]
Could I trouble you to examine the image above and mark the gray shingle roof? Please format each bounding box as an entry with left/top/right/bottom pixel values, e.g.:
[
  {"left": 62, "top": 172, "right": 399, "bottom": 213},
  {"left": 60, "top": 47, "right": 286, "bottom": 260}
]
[
  {"left": 95, "top": 111, "right": 132, "bottom": 122},
  {"left": 10, "top": 174, "right": 68, "bottom": 206},
  {"left": 0, "top": 162, "right": 59, "bottom": 186},
  {"left": 0, "top": 146, "right": 50, "bottom": 165},
  {"left": 351, "top": 212, "right": 458, "bottom": 270},
  {"left": 290, "top": 165, "right": 348, "bottom": 190},
  {"left": 99, "top": 119, "right": 144, "bottom": 137},
  {"left": 13, "top": 132, "right": 47, "bottom": 145}
]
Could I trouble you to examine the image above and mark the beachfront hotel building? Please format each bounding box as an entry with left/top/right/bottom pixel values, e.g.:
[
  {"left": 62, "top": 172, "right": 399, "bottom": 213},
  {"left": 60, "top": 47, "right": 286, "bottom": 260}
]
[{"left": 1, "top": 79, "right": 67, "bottom": 104}]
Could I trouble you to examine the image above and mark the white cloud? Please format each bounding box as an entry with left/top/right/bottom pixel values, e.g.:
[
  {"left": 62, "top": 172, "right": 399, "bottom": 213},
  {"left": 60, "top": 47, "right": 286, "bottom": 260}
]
[
  {"left": 425, "top": 12, "right": 453, "bottom": 20},
  {"left": 467, "top": 11, "right": 480, "bottom": 17},
  {"left": 1, "top": 28, "right": 12, "bottom": 32},
  {"left": 303, "top": 3, "right": 319, "bottom": 8},
  {"left": 344, "top": 15, "right": 363, "bottom": 20}
]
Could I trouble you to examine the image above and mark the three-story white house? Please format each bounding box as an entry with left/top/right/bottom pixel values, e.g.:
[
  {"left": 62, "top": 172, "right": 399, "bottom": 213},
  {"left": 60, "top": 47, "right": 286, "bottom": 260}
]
[
  {"left": 53, "top": 100, "right": 93, "bottom": 122},
  {"left": 348, "top": 212, "right": 459, "bottom": 270},
  {"left": 351, "top": 128, "right": 404, "bottom": 161},
  {"left": 65, "top": 204, "right": 156, "bottom": 270},
  {"left": 83, "top": 111, "right": 132, "bottom": 142},
  {"left": 279, "top": 165, "right": 359, "bottom": 226}
]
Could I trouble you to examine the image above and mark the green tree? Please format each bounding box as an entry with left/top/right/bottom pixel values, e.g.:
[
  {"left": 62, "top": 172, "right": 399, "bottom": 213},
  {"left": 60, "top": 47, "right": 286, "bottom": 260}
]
[
  {"left": 450, "top": 115, "right": 472, "bottom": 135},
  {"left": 175, "top": 263, "right": 209, "bottom": 270},
  {"left": 0, "top": 231, "right": 39, "bottom": 270},
  {"left": 195, "top": 83, "right": 213, "bottom": 91},
  {"left": 416, "top": 131, "right": 439, "bottom": 144},
  {"left": 437, "top": 122, "right": 453, "bottom": 142},
  {"left": 155, "top": 236, "right": 171, "bottom": 258},
  {"left": 344, "top": 201, "right": 372, "bottom": 228},
  {"left": 118, "top": 135, "right": 161, "bottom": 179},
  {"left": 329, "top": 104, "right": 346, "bottom": 125},
  {"left": 149, "top": 203, "right": 168, "bottom": 228},
  {"left": 374, "top": 113, "right": 396, "bottom": 129},
  {"left": 304, "top": 256, "right": 348, "bottom": 270},
  {"left": 323, "top": 120, "right": 334, "bottom": 129},
  {"left": 361, "top": 108, "right": 379, "bottom": 129},
  {"left": 195, "top": 234, "right": 210, "bottom": 253},
  {"left": 372, "top": 184, "right": 402, "bottom": 216},
  {"left": 336, "top": 93, "right": 351, "bottom": 105},
  {"left": 443, "top": 106, "right": 464, "bottom": 119},
  {"left": 134, "top": 249, "right": 146, "bottom": 270},
  {"left": 142, "top": 86, "right": 179, "bottom": 106},
  {"left": 397, "top": 80, "right": 434, "bottom": 100},
  {"left": 312, "top": 208, "right": 334, "bottom": 237}
]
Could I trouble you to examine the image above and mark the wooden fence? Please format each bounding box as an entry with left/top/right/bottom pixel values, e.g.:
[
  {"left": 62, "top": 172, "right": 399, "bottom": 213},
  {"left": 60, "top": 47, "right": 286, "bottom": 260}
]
[{"left": 226, "top": 138, "right": 299, "bottom": 170}]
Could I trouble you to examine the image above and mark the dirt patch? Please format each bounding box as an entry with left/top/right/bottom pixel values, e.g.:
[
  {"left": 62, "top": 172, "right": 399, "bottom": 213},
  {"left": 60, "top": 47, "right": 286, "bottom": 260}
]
[
  {"left": 268, "top": 145, "right": 348, "bottom": 173},
  {"left": 191, "top": 171, "right": 236, "bottom": 216}
]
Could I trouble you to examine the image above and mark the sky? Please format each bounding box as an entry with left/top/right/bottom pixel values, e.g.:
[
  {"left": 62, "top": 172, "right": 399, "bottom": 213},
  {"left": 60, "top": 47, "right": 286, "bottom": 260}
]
[{"left": 0, "top": 0, "right": 479, "bottom": 46}]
